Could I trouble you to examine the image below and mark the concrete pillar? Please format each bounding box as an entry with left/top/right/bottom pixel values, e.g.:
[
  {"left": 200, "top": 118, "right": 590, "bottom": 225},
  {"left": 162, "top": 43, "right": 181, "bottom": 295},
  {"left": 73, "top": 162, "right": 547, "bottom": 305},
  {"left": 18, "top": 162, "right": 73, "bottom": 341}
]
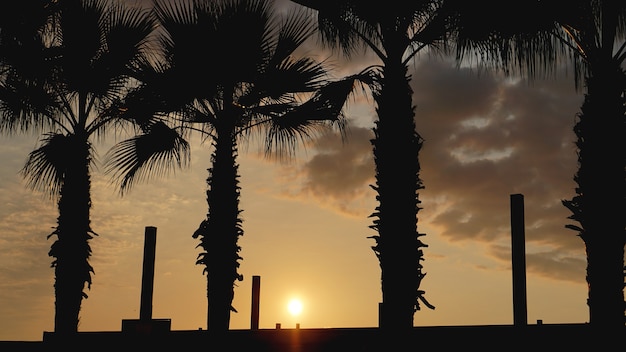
[
  {"left": 140, "top": 226, "right": 157, "bottom": 321},
  {"left": 251, "top": 275, "right": 260, "bottom": 330},
  {"left": 510, "top": 194, "right": 528, "bottom": 326}
]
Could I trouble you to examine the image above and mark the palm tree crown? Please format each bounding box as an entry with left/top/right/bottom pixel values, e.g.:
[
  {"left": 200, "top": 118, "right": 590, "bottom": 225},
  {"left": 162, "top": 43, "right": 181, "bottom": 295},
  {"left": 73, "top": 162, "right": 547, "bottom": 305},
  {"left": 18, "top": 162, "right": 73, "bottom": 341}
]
[{"left": 105, "top": 0, "right": 363, "bottom": 331}]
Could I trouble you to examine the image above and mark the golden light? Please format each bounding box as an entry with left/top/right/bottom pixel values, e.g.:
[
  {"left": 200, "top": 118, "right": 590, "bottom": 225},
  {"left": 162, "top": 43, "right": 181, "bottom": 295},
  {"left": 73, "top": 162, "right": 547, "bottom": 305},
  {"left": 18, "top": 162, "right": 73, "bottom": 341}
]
[{"left": 287, "top": 298, "right": 303, "bottom": 316}]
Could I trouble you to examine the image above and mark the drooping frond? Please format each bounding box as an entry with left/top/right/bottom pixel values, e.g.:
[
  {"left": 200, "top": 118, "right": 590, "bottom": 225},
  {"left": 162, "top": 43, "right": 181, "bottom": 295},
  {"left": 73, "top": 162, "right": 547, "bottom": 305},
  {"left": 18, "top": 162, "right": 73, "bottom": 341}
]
[
  {"left": 20, "top": 133, "right": 89, "bottom": 198},
  {"left": 263, "top": 73, "right": 364, "bottom": 158},
  {"left": 285, "top": 73, "right": 361, "bottom": 121},
  {"left": 239, "top": 56, "right": 327, "bottom": 109},
  {"left": 271, "top": 5, "right": 317, "bottom": 65},
  {"left": 104, "top": 121, "right": 190, "bottom": 194},
  {"left": 442, "top": 0, "right": 565, "bottom": 78},
  {"left": 298, "top": 0, "right": 377, "bottom": 58}
]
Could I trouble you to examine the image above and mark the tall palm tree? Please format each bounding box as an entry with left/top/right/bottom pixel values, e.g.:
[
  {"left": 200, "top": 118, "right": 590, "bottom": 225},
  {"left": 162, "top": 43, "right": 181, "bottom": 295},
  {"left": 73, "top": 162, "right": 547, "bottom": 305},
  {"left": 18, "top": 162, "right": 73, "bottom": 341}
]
[
  {"left": 0, "top": 0, "right": 164, "bottom": 334},
  {"left": 106, "top": 0, "right": 363, "bottom": 332},
  {"left": 290, "top": 0, "right": 443, "bottom": 329},
  {"left": 443, "top": 0, "right": 625, "bottom": 328}
]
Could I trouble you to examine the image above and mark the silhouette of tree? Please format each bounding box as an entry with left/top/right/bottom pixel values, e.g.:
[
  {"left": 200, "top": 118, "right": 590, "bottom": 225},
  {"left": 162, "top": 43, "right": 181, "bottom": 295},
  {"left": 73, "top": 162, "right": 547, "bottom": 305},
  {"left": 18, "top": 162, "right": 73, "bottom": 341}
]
[
  {"left": 105, "top": 0, "right": 364, "bottom": 332},
  {"left": 290, "top": 0, "right": 444, "bottom": 330},
  {"left": 0, "top": 1, "right": 58, "bottom": 102},
  {"left": 442, "top": 0, "right": 626, "bottom": 328},
  {"left": 0, "top": 0, "right": 161, "bottom": 334}
]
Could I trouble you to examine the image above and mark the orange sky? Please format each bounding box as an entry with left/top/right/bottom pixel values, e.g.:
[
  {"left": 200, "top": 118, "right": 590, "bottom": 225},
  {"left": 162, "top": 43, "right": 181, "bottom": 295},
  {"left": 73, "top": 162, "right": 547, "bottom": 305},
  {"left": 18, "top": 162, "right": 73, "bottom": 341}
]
[{"left": 0, "top": 0, "right": 592, "bottom": 342}]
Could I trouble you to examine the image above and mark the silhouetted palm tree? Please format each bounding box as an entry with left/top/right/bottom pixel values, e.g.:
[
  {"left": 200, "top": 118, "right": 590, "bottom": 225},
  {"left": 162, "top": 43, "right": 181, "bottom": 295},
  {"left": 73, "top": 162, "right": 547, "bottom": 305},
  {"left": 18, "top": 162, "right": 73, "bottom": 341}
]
[
  {"left": 443, "top": 0, "right": 625, "bottom": 327},
  {"left": 105, "top": 0, "right": 363, "bottom": 332},
  {"left": 0, "top": 0, "right": 160, "bottom": 334},
  {"left": 290, "top": 0, "right": 443, "bottom": 329}
]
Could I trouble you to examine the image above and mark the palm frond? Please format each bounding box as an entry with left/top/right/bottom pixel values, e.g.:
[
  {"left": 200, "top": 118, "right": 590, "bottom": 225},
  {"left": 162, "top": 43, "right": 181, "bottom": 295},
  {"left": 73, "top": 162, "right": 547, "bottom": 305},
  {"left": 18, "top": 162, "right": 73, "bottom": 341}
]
[
  {"left": 292, "top": 0, "right": 379, "bottom": 58},
  {"left": 153, "top": 0, "right": 200, "bottom": 57},
  {"left": 276, "top": 56, "right": 328, "bottom": 91},
  {"left": 209, "top": 0, "right": 274, "bottom": 82},
  {"left": 272, "top": 5, "right": 317, "bottom": 63},
  {"left": 443, "top": 0, "right": 564, "bottom": 78},
  {"left": 104, "top": 121, "right": 190, "bottom": 194},
  {"left": 238, "top": 57, "right": 327, "bottom": 109},
  {"left": 0, "top": 75, "right": 59, "bottom": 133},
  {"left": 263, "top": 73, "right": 364, "bottom": 158},
  {"left": 279, "top": 73, "right": 363, "bottom": 123},
  {"left": 20, "top": 133, "right": 83, "bottom": 198},
  {"left": 99, "top": 1, "right": 156, "bottom": 79},
  {"left": 57, "top": 0, "right": 106, "bottom": 81},
  {"left": 106, "top": 1, "right": 155, "bottom": 57}
]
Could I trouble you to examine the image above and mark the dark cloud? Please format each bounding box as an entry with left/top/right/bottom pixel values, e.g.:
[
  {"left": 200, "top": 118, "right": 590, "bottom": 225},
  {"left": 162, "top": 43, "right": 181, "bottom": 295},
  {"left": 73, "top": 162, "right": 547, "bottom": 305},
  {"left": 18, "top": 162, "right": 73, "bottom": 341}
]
[
  {"left": 303, "top": 127, "right": 374, "bottom": 196},
  {"left": 490, "top": 245, "right": 586, "bottom": 284},
  {"left": 525, "top": 251, "right": 586, "bottom": 284},
  {"left": 274, "top": 123, "right": 375, "bottom": 216}
]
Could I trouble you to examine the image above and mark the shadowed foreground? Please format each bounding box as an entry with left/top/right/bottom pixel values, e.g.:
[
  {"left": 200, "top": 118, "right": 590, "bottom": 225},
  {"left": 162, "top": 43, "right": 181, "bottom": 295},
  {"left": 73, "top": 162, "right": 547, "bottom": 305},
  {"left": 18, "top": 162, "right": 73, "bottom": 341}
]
[{"left": 3, "top": 324, "right": 622, "bottom": 351}]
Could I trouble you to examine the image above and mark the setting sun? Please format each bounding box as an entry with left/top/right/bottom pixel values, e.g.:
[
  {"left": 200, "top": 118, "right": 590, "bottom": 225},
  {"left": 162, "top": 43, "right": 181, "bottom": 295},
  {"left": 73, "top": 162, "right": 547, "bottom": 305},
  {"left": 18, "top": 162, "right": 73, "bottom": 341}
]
[{"left": 287, "top": 298, "right": 303, "bottom": 316}]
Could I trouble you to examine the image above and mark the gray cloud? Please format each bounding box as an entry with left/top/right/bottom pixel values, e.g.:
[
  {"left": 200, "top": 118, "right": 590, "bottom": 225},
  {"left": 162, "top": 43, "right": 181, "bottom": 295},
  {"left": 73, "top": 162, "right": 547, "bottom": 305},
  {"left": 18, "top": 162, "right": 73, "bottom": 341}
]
[
  {"left": 413, "top": 58, "right": 585, "bottom": 282},
  {"left": 490, "top": 244, "right": 586, "bottom": 284},
  {"left": 302, "top": 127, "right": 375, "bottom": 197},
  {"left": 274, "top": 124, "right": 376, "bottom": 217}
]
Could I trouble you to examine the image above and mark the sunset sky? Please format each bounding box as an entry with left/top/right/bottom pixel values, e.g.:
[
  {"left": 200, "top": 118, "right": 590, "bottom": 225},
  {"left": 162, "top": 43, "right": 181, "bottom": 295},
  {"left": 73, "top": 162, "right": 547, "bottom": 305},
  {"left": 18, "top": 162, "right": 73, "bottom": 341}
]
[{"left": 0, "top": 0, "right": 593, "bottom": 342}]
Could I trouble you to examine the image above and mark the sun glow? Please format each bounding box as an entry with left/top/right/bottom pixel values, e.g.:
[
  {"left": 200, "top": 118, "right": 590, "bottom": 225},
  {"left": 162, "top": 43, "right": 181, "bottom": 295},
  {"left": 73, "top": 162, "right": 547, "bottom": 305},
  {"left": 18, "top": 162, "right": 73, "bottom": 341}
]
[{"left": 287, "top": 298, "right": 303, "bottom": 316}]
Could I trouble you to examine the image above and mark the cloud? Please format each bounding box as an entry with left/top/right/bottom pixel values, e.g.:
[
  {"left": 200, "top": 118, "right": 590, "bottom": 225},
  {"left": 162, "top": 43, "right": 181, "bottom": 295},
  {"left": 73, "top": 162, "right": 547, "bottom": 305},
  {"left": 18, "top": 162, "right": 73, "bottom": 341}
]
[
  {"left": 490, "top": 245, "right": 586, "bottom": 284},
  {"left": 275, "top": 55, "right": 588, "bottom": 283},
  {"left": 413, "top": 57, "right": 585, "bottom": 281},
  {"left": 274, "top": 123, "right": 376, "bottom": 217}
]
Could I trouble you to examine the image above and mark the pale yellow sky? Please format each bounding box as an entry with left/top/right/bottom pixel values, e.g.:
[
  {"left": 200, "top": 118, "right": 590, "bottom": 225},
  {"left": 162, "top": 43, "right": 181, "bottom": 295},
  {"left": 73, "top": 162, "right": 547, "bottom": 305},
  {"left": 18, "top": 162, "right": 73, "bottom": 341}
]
[{"left": 0, "top": 52, "right": 591, "bottom": 341}]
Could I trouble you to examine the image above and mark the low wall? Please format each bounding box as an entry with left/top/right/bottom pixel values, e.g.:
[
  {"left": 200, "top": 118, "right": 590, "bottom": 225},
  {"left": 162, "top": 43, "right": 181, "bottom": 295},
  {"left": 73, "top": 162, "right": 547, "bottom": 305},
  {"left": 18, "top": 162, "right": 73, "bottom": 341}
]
[{"left": 34, "top": 324, "right": 621, "bottom": 352}]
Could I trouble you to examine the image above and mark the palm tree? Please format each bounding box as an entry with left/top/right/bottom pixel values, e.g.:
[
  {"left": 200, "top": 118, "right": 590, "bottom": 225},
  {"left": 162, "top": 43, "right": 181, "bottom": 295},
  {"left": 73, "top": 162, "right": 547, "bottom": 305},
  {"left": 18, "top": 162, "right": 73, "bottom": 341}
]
[
  {"left": 290, "top": 0, "right": 444, "bottom": 329},
  {"left": 105, "top": 0, "right": 363, "bottom": 332},
  {"left": 443, "top": 0, "right": 625, "bottom": 328},
  {"left": 0, "top": 0, "right": 164, "bottom": 334}
]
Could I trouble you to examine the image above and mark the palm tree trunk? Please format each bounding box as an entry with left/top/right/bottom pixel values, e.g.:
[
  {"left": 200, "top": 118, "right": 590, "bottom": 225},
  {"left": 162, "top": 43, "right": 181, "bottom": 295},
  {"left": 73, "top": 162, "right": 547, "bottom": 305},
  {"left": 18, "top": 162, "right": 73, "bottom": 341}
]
[
  {"left": 197, "top": 126, "right": 243, "bottom": 332},
  {"left": 51, "top": 135, "right": 94, "bottom": 334},
  {"left": 372, "top": 59, "right": 428, "bottom": 330},
  {"left": 568, "top": 58, "right": 626, "bottom": 327}
]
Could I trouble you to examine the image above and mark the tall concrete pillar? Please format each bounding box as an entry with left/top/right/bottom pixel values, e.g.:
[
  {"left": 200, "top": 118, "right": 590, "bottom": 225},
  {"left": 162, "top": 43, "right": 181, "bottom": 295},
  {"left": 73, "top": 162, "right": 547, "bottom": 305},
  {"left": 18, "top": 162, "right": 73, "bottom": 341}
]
[
  {"left": 140, "top": 226, "right": 157, "bottom": 321},
  {"left": 510, "top": 194, "right": 528, "bottom": 326},
  {"left": 251, "top": 275, "right": 260, "bottom": 330}
]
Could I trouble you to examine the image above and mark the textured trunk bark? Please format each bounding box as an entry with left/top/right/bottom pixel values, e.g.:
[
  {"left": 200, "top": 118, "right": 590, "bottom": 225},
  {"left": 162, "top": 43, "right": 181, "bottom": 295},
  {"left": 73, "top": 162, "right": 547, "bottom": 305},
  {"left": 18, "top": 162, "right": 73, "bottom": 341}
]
[
  {"left": 373, "top": 58, "right": 428, "bottom": 330},
  {"left": 52, "top": 135, "right": 93, "bottom": 334},
  {"left": 572, "top": 59, "right": 626, "bottom": 327},
  {"left": 198, "top": 125, "right": 242, "bottom": 332}
]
